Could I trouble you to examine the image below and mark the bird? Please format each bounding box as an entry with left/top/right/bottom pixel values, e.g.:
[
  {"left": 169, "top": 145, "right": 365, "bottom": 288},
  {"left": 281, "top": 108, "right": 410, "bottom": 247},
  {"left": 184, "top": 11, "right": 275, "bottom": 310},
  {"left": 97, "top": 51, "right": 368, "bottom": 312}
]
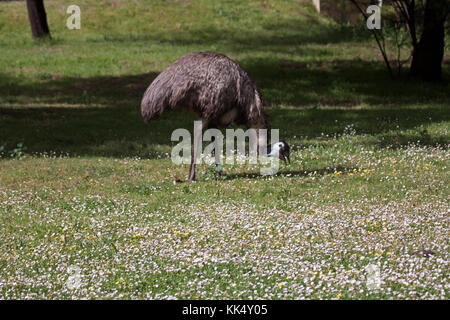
[
  {"left": 267, "top": 141, "right": 290, "bottom": 163},
  {"left": 141, "top": 51, "right": 289, "bottom": 181}
]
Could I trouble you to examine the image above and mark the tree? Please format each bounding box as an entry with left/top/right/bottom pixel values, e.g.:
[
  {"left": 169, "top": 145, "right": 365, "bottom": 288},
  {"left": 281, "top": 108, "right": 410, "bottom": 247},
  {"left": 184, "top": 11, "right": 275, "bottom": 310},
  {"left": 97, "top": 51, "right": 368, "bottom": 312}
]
[
  {"left": 409, "top": 0, "right": 448, "bottom": 81},
  {"left": 26, "top": 0, "right": 50, "bottom": 39},
  {"left": 351, "top": 0, "right": 449, "bottom": 81}
]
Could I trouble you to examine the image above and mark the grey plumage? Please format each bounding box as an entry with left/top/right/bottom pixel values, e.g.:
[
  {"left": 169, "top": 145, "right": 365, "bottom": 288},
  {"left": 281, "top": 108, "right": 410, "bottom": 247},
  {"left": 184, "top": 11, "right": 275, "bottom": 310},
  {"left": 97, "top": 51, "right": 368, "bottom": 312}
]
[
  {"left": 141, "top": 51, "right": 267, "bottom": 129},
  {"left": 140, "top": 51, "right": 271, "bottom": 181}
]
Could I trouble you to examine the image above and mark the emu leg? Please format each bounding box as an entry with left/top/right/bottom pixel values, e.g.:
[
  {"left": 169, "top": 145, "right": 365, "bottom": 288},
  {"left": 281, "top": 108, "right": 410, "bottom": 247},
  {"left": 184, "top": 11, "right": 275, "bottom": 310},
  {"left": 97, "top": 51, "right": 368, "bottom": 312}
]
[
  {"left": 188, "top": 119, "right": 208, "bottom": 181},
  {"left": 211, "top": 135, "right": 223, "bottom": 176},
  {"left": 247, "top": 117, "right": 268, "bottom": 158},
  {"left": 249, "top": 128, "right": 268, "bottom": 159},
  {"left": 188, "top": 144, "right": 196, "bottom": 181}
]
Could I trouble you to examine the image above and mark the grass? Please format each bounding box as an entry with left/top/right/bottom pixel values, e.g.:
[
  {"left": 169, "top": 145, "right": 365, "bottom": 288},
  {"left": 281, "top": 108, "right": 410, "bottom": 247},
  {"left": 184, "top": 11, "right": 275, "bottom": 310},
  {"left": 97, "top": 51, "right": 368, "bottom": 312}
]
[{"left": 0, "top": 0, "right": 449, "bottom": 299}]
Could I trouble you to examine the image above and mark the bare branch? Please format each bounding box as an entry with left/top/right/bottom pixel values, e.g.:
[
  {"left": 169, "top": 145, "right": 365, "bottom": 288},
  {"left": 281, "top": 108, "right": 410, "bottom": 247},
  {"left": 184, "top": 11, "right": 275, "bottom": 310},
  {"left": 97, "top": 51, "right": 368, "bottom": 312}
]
[{"left": 349, "top": 0, "right": 394, "bottom": 78}]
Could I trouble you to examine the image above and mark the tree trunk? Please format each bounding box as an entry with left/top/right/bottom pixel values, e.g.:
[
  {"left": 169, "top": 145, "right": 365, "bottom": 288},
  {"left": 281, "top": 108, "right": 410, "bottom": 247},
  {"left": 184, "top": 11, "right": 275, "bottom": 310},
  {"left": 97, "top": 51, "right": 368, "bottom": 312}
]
[
  {"left": 26, "top": 0, "right": 50, "bottom": 39},
  {"left": 410, "top": 0, "right": 448, "bottom": 81}
]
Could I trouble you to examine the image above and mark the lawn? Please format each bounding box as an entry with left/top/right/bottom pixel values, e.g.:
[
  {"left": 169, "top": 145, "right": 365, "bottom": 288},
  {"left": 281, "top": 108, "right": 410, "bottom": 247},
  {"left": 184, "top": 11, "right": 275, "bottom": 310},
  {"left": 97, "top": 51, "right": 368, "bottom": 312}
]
[{"left": 0, "top": 0, "right": 449, "bottom": 299}]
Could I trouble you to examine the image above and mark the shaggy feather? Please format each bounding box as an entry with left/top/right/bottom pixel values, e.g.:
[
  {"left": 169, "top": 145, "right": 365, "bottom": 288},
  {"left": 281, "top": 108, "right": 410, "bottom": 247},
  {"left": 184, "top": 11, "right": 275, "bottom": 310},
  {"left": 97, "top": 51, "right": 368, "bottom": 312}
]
[{"left": 141, "top": 52, "right": 267, "bottom": 128}]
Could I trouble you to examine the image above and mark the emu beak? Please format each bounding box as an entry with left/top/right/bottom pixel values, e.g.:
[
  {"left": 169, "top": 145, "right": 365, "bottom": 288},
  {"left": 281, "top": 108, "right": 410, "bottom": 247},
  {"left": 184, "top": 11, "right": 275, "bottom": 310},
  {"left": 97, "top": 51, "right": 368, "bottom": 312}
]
[
  {"left": 279, "top": 141, "right": 291, "bottom": 164},
  {"left": 284, "top": 151, "right": 291, "bottom": 164}
]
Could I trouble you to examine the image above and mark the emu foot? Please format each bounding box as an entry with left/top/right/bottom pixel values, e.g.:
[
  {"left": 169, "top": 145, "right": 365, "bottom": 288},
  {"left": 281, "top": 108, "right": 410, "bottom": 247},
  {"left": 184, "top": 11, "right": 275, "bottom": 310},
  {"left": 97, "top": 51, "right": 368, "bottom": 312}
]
[
  {"left": 214, "top": 164, "right": 226, "bottom": 179},
  {"left": 214, "top": 164, "right": 224, "bottom": 178}
]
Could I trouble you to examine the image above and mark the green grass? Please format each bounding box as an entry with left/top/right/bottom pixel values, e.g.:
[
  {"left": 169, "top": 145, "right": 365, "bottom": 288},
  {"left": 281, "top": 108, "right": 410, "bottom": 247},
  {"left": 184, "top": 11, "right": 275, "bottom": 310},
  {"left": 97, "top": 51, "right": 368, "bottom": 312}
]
[{"left": 0, "top": 0, "right": 449, "bottom": 299}]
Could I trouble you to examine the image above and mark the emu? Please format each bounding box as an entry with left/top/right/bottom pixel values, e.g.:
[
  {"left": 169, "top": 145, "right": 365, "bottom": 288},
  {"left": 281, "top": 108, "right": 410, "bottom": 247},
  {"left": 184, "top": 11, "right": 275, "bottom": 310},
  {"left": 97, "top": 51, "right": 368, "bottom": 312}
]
[{"left": 141, "top": 51, "right": 289, "bottom": 181}]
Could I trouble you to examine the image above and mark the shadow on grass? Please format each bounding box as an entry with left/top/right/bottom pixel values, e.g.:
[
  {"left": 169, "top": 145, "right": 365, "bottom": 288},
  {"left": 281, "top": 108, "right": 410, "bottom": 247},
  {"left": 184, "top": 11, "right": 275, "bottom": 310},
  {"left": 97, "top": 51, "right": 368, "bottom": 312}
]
[
  {"left": 219, "top": 165, "right": 361, "bottom": 181},
  {"left": 0, "top": 72, "right": 158, "bottom": 107},
  {"left": 0, "top": 57, "right": 449, "bottom": 158},
  {"left": 2, "top": 57, "right": 449, "bottom": 108},
  {"left": 241, "top": 58, "right": 450, "bottom": 107}
]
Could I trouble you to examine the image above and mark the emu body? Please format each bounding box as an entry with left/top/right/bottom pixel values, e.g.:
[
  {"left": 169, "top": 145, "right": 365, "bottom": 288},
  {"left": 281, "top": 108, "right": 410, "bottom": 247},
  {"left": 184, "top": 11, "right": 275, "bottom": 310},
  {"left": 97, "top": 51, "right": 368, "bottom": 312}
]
[{"left": 141, "top": 51, "right": 269, "bottom": 181}]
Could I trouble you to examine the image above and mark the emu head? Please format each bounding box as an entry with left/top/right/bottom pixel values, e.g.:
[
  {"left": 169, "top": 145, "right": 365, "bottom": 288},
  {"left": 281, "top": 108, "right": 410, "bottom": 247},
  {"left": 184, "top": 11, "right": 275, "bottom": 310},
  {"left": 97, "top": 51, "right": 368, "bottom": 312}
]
[{"left": 268, "top": 141, "right": 290, "bottom": 164}]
